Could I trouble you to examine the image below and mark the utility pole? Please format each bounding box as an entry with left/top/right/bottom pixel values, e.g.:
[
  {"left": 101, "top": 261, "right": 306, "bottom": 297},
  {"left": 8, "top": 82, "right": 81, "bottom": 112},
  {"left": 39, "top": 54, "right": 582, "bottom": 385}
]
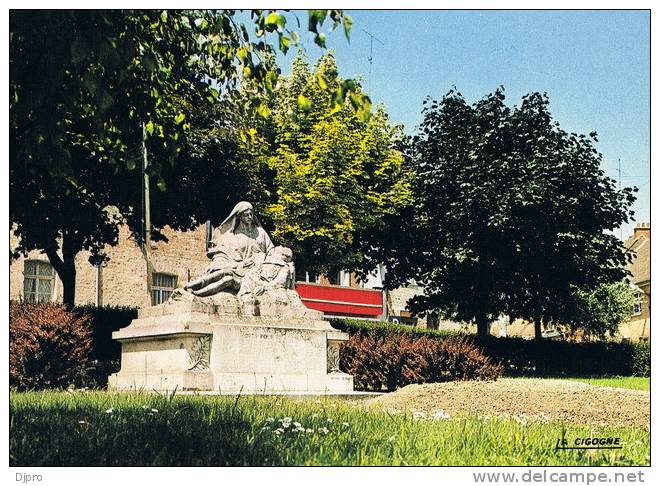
[
  {"left": 142, "top": 122, "right": 153, "bottom": 305},
  {"left": 618, "top": 158, "right": 622, "bottom": 240},
  {"left": 363, "top": 29, "right": 384, "bottom": 96}
]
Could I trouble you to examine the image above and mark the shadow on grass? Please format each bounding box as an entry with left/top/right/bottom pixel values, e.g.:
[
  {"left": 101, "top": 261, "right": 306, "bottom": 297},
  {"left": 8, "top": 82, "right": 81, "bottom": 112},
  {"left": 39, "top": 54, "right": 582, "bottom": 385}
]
[{"left": 10, "top": 393, "right": 287, "bottom": 466}]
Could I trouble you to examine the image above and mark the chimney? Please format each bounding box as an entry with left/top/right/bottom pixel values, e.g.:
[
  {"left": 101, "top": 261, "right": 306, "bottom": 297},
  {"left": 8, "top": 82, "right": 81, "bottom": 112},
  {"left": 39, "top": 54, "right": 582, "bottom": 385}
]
[{"left": 633, "top": 222, "right": 650, "bottom": 240}]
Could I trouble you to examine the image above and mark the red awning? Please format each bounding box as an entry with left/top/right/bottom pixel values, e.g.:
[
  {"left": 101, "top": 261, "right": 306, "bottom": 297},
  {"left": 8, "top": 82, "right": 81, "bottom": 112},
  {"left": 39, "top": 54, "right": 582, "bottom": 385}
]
[{"left": 296, "top": 283, "right": 383, "bottom": 317}]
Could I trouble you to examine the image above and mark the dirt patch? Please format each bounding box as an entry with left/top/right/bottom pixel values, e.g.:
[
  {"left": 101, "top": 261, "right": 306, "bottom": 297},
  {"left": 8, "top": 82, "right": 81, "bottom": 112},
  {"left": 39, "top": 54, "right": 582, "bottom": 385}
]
[{"left": 367, "top": 378, "right": 650, "bottom": 428}]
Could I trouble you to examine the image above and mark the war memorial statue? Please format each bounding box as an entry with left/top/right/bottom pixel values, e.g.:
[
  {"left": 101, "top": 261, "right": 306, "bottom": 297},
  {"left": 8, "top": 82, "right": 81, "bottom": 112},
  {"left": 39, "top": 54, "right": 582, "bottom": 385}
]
[{"left": 109, "top": 202, "right": 354, "bottom": 394}]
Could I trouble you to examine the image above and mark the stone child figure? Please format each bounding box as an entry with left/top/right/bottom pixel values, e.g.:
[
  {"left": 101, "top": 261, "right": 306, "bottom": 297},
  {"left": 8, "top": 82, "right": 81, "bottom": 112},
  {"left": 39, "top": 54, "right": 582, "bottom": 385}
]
[
  {"left": 184, "top": 201, "right": 273, "bottom": 297},
  {"left": 238, "top": 246, "right": 295, "bottom": 298}
]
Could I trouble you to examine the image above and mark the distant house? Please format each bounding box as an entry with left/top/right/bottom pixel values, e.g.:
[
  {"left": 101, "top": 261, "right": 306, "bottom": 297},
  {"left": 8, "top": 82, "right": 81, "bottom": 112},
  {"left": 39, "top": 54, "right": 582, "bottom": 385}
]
[
  {"left": 618, "top": 223, "right": 651, "bottom": 341},
  {"left": 431, "top": 223, "right": 652, "bottom": 341}
]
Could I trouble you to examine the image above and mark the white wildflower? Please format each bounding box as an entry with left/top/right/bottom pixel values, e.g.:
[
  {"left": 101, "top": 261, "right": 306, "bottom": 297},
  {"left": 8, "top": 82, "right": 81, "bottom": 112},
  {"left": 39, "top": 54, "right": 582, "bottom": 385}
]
[
  {"left": 432, "top": 410, "right": 450, "bottom": 420},
  {"left": 306, "top": 428, "right": 314, "bottom": 433},
  {"left": 341, "top": 422, "right": 349, "bottom": 427},
  {"left": 326, "top": 418, "right": 333, "bottom": 423},
  {"left": 513, "top": 415, "right": 528, "bottom": 426},
  {"left": 78, "top": 420, "right": 87, "bottom": 424},
  {"left": 150, "top": 408, "right": 159, "bottom": 413},
  {"left": 266, "top": 417, "right": 275, "bottom": 423},
  {"left": 104, "top": 408, "right": 114, "bottom": 414},
  {"left": 293, "top": 422, "right": 301, "bottom": 428},
  {"left": 319, "top": 427, "right": 329, "bottom": 434},
  {"left": 311, "top": 413, "right": 319, "bottom": 418}
]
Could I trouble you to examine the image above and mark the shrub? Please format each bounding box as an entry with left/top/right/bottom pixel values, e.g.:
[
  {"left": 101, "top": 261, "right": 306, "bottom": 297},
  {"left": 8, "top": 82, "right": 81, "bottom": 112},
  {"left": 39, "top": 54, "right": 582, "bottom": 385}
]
[
  {"left": 340, "top": 332, "right": 503, "bottom": 391},
  {"left": 331, "top": 317, "right": 645, "bottom": 377},
  {"left": 74, "top": 304, "right": 137, "bottom": 387},
  {"left": 418, "top": 335, "right": 503, "bottom": 382},
  {"left": 10, "top": 302, "right": 93, "bottom": 390},
  {"left": 473, "top": 336, "right": 640, "bottom": 377},
  {"left": 329, "top": 317, "right": 459, "bottom": 339},
  {"left": 339, "top": 332, "right": 425, "bottom": 391},
  {"left": 631, "top": 341, "right": 650, "bottom": 377}
]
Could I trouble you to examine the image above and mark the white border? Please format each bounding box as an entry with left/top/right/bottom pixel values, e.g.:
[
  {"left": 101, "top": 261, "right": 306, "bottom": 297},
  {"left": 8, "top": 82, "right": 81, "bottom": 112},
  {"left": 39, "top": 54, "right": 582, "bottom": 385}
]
[{"left": 2, "top": 2, "right": 656, "bottom": 485}]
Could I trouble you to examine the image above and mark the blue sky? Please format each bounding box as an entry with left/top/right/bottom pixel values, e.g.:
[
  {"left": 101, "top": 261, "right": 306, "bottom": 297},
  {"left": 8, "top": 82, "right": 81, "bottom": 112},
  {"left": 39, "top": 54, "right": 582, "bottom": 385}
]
[{"left": 274, "top": 10, "right": 650, "bottom": 239}]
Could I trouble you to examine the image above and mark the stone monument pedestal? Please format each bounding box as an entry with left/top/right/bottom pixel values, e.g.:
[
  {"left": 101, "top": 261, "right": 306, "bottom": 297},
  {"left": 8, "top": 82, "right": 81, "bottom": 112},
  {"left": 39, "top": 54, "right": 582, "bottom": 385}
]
[{"left": 108, "top": 294, "right": 353, "bottom": 394}]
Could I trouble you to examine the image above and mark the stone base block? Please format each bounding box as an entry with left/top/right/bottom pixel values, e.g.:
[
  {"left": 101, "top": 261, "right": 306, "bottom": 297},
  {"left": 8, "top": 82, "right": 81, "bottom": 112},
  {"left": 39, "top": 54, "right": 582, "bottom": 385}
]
[
  {"left": 108, "top": 300, "right": 354, "bottom": 395},
  {"left": 108, "top": 370, "right": 213, "bottom": 392},
  {"left": 212, "top": 372, "right": 353, "bottom": 394}
]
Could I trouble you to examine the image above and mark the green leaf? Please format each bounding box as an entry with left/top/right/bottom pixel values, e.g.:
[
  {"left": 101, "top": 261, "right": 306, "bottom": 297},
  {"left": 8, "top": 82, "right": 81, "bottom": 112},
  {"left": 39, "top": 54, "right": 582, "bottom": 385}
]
[
  {"left": 332, "top": 86, "right": 346, "bottom": 107},
  {"left": 308, "top": 10, "right": 326, "bottom": 33},
  {"left": 314, "top": 33, "right": 327, "bottom": 48},
  {"left": 156, "top": 177, "right": 166, "bottom": 191},
  {"left": 145, "top": 121, "right": 155, "bottom": 136},
  {"left": 174, "top": 113, "right": 186, "bottom": 125},
  {"left": 278, "top": 34, "right": 290, "bottom": 54},
  {"left": 343, "top": 15, "right": 353, "bottom": 40},
  {"left": 256, "top": 103, "right": 271, "bottom": 118},
  {"left": 160, "top": 10, "right": 168, "bottom": 22},
  {"left": 297, "top": 94, "right": 312, "bottom": 112},
  {"left": 265, "top": 12, "right": 286, "bottom": 32},
  {"left": 316, "top": 73, "right": 328, "bottom": 90}
]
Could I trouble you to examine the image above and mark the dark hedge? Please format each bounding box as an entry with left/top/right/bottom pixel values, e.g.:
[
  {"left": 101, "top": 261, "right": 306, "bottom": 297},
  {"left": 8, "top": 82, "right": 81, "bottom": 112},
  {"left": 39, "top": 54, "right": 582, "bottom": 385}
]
[{"left": 330, "top": 318, "right": 650, "bottom": 377}]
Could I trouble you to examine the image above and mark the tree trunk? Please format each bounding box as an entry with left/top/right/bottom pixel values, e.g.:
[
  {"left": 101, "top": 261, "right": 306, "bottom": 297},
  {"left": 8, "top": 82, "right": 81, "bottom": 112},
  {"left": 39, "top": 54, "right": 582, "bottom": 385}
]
[
  {"left": 60, "top": 260, "right": 76, "bottom": 307},
  {"left": 534, "top": 317, "right": 543, "bottom": 341},
  {"left": 476, "top": 314, "right": 491, "bottom": 337},
  {"left": 44, "top": 231, "right": 78, "bottom": 307}
]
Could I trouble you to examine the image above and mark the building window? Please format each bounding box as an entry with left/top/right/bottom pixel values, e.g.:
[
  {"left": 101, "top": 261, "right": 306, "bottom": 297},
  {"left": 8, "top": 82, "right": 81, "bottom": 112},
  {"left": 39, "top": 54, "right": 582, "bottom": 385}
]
[
  {"left": 632, "top": 294, "right": 643, "bottom": 316},
  {"left": 23, "top": 260, "right": 55, "bottom": 303},
  {"left": 152, "top": 273, "right": 177, "bottom": 305}
]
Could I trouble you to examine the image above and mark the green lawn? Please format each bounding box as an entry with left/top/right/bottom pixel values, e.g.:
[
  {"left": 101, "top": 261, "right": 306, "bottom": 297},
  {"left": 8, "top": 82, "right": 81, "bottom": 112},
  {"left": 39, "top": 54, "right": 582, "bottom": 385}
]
[
  {"left": 563, "top": 376, "right": 650, "bottom": 391},
  {"left": 10, "top": 391, "right": 649, "bottom": 466}
]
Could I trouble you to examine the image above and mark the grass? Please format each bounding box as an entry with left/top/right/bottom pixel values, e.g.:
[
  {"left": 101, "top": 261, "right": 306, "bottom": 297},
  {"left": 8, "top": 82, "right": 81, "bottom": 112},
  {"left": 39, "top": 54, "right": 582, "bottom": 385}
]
[
  {"left": 10, "top": 391, "right": 649, "bottom": 466},
  {"left": 562, "top": 376, "right": 650, "bottom": 391}
]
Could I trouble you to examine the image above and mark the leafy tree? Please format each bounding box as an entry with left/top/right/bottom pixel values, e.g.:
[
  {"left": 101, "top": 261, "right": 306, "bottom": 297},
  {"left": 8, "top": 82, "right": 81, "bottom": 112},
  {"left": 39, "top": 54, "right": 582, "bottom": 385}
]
[
  {"left": 10, "top": 10, "right": 364, "bottom": 305},
  {"left": 566, "top": 282, "right": 637, "bottom": 340},
  {"left": 244, "top": 53, "right": 413, "bottom": 277},
  {"left": 382, "top": 89, "right": 636, "bottom": 339}
]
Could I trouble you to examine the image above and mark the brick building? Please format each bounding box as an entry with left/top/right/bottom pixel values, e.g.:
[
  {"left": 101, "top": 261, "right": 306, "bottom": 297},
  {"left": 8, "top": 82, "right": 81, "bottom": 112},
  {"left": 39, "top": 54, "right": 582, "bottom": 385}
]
[
  {"left": 10, "top": 222, "right": 408, "bottom": 322},
  {"left": 11, "top": 223, "right": 210, "bottom": 308}
]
